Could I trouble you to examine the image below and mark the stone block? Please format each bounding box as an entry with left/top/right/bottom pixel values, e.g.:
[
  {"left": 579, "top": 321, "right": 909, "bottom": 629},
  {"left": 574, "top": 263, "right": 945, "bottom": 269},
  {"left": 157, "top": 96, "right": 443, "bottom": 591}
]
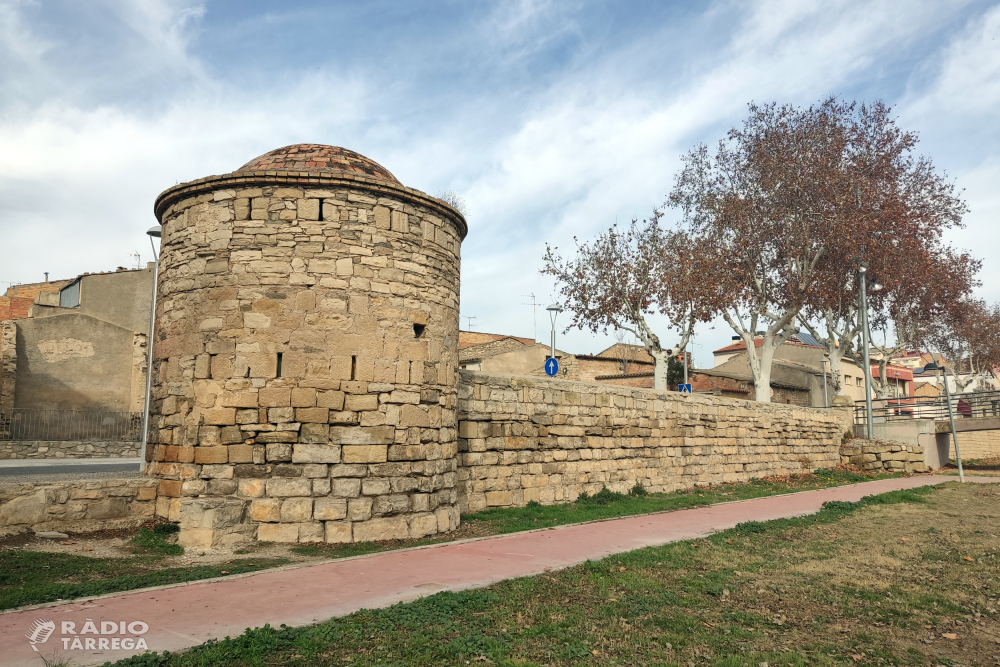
[
  {"left": 194, "top": 447, "right": 230, "bottom": 464},
  {"left": 201, "top": 464, "right": 234, "bottom": 479},
  {"left": 266, "top": 443, "right": 293, "bottom": 462},
  {"left": 297, "top": 407, "right": 329, "bottom": 423},
  {"left": 238, "top": 479, "right": 266, "bottom": 498},
  {"left": 312, "top": 478, "right": 331, "bottom": 495},
  {"left": 318, "top": 391, "right": 345, "bottom": 410},
  {"left": 137, "top": 487, "right": 158, "bottom": 501},
  {"left": 268, "top": 407, "right": 295, "bottom": 423},
  {"left": 486, "top": 491, "right": 514, "bottom": 506},
  {"left": 329, "top": 464, "right": 368, "bottom": 477},
  {"left": 0, "top": 491, "right": 45, "bottom": 525},
  {"left": 258, "top": 523, "right": 299, "bottom": 543},
  {"left": 353, "top": 516, "right": 409, "bottom": 542},
  {"left": 203, "top": 408, "right": 237, "bottom": 425},
  {"left": 158, "top": 479, "right": 182, "bottom": 498},
  {"left": 250, "top": 498, "right": 281, "bottom": 522},
  {"left": 409, "top": 512, "right": 438, "bottom": 538},
  {"left": 345, "top": 395, "right": 378, "bottom": 411},
  {"left": 281, "top": 498, "right": 313, "bottom": 522},
  {"left": 298, "top": 522, "right": 324, "bottom": 543},
  {"left": 348, "top": 497, "right": 373, "bottom": 521},
  {"left": 256, "top": 431, "right": 298, "bottom": 444},
  {"left": 299, "top": 423, "right": 330, "bottom": 444},
  {"left": 291, "top": 388, "right": 317, "bottom": 407},
  {"left": 266, "top": 478, "right": 313, "bottom": 497},
  {"left": 314, "top": 498, "right": 348, "bottom": 521},
  {"left": 330, "top": 425, "right": 394, "bottom": 445},
  {"left": 302, "top": 463, "right": 329, "bottom": 478},
  {"left": 343, "top": 445, "right": 388, "bottom": 463},
  {"left": 325, "top": 521, "right": 352, "bottom": 543},
  {"left": 292, "top": 443, "right": 342, "bottom": 463},
  {"left": 221, "top": 426, "right": 244, "bottom": 445},
  {"left": 332, "top": 478, "right": 361, "bottom": 497},
  {"left": 228, "top": 444, "right": 254, "bottom": 463},
  {"left": 362, "top": 478, "right": 391, "bottom": 495},
  {"left": 259, "top": 387, "right": 291, "bottom": 407}
]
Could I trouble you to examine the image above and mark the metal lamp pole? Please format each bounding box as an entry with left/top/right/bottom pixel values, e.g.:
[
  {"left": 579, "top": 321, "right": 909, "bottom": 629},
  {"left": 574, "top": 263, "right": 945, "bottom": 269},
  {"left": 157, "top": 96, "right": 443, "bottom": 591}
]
[
  {"left": 139, "top": 225, "right": 161, "bottom": 473},
  {"left": 926, "top": 360, "right": 964, "bottom": 482},
  {"left": 821, "top": 355, "right": 829, "bottom": 408},
  {"left": 859, "top": 263, "right": 874, "bottom": 438},
  {"left": 546, "top": 304, "right": 562, "bottom": 360}
]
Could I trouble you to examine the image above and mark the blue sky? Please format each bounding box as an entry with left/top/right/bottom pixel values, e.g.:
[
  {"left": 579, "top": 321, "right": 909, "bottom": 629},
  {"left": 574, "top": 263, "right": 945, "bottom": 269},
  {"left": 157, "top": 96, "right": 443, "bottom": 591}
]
[{"left": 0, "top": 0, "right": 998, "bottom": 367}]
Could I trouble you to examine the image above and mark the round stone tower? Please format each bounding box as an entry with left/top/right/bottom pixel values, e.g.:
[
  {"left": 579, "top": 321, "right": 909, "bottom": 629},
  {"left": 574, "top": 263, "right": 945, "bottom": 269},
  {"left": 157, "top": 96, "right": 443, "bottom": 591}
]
[{"left": 148, "top": 144, "right": 467, "bottom": 547}]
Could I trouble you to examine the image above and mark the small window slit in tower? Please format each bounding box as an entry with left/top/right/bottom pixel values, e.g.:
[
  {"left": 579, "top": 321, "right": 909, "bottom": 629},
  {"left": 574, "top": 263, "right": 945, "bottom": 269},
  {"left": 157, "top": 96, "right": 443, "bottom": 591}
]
[
  {"left": 318, "top": 198, "right": 324, "bottom": 220},
  {"left": 413, "top": 323, "right": 425, "bottom": 338},
  {"left": 351, "top": 355, "right": 357, "bottom": 381},
  {"left": 276, "top": 352, "right": 283, "bottom": 377}
]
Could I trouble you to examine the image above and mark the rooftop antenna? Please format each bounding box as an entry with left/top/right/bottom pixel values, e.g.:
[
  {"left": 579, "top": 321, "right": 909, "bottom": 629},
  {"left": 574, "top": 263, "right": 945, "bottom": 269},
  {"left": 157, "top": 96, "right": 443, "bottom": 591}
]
[
  {"left": 129, "top": 251, "right": 141, "bottom": 270},
  {"left": 464, "top": 316, "right": 477, "bottom": 331},
  {"left": 523, "top": 293, "right": 540, "bottom": 342}
]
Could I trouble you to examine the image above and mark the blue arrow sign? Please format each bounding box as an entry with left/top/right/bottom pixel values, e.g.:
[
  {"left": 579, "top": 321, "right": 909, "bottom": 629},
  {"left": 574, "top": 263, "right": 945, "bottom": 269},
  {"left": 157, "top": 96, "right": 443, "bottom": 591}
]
[
  {"left": 544, "top": 357, "right": 559, "bottom": 377},
  {"left": 678, "top": 383, "right": 692, "bottom": 393}
]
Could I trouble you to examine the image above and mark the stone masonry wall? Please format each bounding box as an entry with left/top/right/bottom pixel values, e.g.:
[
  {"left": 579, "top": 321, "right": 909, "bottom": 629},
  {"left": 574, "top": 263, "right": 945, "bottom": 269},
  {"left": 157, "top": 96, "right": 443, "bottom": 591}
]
[
  {"left": 0, "top": 320, "right": 15, "bottom": 410},
  {"left": 0, "top": 440, "right": 139, "bottom": 459},
  {"left": 0, "top": 477, "right": 157, "bottom": 537},
  {"left": 456, "top": 371, "right": 852, "bottom": 512},
  {"left": 839, "top": 439, "right": 928, "bottom": 473},
  {"left": 148, "top": 154, "right": 467, "bottom": 547}
]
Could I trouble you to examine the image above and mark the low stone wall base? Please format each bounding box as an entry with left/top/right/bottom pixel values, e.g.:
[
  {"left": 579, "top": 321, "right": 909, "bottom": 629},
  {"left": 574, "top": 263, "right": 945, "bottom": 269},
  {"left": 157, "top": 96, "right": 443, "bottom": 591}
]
[
  {"left": 0, "top": 440, "right": 140, "bottom": 459},
  {"left": 840, "top": 440, "right": 928, "bottom": 473},
  {"left": 0, "top": 478, "right": 158, "bottom": 536}
]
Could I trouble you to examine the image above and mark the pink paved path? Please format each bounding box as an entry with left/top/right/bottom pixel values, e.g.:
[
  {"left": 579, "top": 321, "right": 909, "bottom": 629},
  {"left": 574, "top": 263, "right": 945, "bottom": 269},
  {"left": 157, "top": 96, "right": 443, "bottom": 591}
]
[{"left": 1, "top": 475, "right": 995, "bottom": 666}]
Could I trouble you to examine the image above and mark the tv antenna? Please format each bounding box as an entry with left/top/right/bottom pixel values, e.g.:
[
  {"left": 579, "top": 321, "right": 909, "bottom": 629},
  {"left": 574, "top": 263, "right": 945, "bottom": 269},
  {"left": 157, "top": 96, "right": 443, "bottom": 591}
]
[
  {"left": 523, "top": 293, "right": 540, "bottom": 342},
  {"left": 129, "top": 251, "right": 141, "bottom": 270},
  {"left": 464, "top": 316, "right": 477, "bottom": 331}
]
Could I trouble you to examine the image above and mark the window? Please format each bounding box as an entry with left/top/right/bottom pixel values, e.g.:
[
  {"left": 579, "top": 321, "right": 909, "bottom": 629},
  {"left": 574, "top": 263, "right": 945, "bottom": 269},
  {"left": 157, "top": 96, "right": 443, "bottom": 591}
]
[
  {"left": 59, "top": 280, "right": 80, "bottom": 308},
  {"left": 856, "top": 377, "right": 862, "bottom": 386}
]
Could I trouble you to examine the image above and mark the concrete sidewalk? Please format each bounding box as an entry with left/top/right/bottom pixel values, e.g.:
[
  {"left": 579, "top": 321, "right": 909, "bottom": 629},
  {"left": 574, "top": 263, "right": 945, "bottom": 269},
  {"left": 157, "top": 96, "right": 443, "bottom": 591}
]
[{"left": 1, "top": 475, "right": 996, "bottom": 666}]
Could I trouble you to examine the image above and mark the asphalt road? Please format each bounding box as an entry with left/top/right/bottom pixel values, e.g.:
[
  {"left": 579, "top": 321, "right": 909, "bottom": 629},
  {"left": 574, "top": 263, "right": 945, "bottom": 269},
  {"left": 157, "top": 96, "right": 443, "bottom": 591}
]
[{"left": 0, "top": 458, "right": 142, "bottom": 482}]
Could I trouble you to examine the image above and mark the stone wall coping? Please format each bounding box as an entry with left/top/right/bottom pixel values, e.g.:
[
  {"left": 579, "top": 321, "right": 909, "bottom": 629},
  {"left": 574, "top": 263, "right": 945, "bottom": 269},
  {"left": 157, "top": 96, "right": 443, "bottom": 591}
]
[
  {"left": 457, "top": 370, "right": 848, "bottom": 419},
  {"left": 153, "top": 170, "right": 468, "bottom": 239}
]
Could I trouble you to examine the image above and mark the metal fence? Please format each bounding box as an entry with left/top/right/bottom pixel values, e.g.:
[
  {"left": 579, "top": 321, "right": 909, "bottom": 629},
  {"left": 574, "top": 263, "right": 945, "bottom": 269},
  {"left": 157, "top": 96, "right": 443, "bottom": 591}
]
[
  {"left": 853, "top": 389, "right": 1000, "bottom": 425},
  {"left": 0, "top": 409, "right": 143, "bottom": 441}
]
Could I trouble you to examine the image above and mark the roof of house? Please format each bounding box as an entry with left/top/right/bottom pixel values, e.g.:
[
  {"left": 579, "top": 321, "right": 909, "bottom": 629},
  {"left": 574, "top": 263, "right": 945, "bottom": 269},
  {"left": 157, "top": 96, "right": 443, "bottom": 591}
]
[
  {"left": 591, "top": 343, "right": 655, "bottom": 364},
  {"left": 238, "top": 144, "right": 400, "bottom": 184},
  {"left": 458, "top": 330, "right": 536, "bottom": 350},
  {"left": 712, "top": 335, "right": 824, "bottom": 355},
  {"left": 458, "top": 336, "right": 537, "bottom": 363}
]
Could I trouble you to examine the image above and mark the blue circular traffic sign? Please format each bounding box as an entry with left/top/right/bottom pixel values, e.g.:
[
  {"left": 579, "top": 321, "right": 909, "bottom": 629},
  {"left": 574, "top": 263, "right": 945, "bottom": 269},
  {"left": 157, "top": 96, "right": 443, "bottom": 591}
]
[{"left": 544, "top": 357, "right": 559, "bottom": 376}]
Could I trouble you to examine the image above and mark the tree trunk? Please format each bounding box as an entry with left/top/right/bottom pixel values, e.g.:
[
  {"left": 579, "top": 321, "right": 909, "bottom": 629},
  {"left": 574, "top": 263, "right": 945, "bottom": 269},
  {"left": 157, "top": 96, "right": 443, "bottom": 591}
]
[
  {"left": 754, "top": 342, "right": 776, "bottom": 402},
  {"left": 651, "top": 350, "right": 671, "bottom": 391},
  {"left": 827, "top": 348, "right": 846, "bottom": 396}
]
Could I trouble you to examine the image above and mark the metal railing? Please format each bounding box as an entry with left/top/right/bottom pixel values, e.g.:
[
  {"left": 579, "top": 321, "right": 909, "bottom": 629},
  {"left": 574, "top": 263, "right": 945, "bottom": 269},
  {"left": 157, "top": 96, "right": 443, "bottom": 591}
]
[
  {"left": 0, "top": 409, "right": 143, "bottom": 441},
  {"left": 853, "top": 390, "right": 1000, "bottom": 425}
]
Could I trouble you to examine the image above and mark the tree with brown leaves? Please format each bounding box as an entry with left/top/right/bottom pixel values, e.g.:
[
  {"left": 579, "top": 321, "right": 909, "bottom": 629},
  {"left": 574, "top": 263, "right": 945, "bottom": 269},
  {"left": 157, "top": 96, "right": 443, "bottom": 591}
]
[
  {"left": 670, "top": 98, "right": 968, "bottom": 402},
  {"left": 923, "top": 299, "right": 1000, "bottom": 393},
  {"left": 541, "top": 216, "right": 710, "bottom": 391}
]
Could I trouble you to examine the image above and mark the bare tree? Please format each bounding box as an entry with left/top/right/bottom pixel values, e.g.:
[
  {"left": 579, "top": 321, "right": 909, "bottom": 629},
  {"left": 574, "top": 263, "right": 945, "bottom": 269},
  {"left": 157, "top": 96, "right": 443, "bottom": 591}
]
[
  {"left": 542, "top": 216, "right": 708, "bottom": 391},
  {"left": 924, "top": 299, "right": 1000, "bottom": 393},
  {"left": 437, "top": 190, "right": 469, "bottom": 216},
  {"left": 670, "top": 99, "right": 968, "bottom": 402},
  {"left": 613, "top": 327, "right": 641, "bottom": 374}
]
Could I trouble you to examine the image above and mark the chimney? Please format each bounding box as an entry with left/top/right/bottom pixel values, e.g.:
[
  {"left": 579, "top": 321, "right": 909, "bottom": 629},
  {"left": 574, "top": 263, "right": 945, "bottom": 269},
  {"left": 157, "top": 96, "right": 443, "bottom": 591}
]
[{"left": 44, "top": 272, "right": 49, "bottom": 282}]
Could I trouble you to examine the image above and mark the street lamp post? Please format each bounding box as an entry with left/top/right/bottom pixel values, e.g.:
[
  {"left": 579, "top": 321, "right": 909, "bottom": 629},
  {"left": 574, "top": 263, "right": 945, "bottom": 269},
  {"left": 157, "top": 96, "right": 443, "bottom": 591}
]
[
  {"left": 858, "top": 263, "right": 874, "bottom": 438},
  {"left": 139, "top": 225, "right": 161, "bottom": 473},
  {"left": 545, "top": 303, "right": 562, "bottom": 362},
  {"left": 821, "top": 355, "right": 830, "bottom": 408},
  {"left": 925, "top": 360, "right": 964, "bottom": 482}
]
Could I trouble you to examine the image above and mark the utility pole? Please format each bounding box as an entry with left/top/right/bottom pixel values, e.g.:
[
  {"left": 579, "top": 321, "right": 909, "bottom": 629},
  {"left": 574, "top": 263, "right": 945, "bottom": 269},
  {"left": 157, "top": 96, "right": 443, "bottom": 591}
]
[
  {"left": 859, "top": 263, "right": 874, "bottom": 439},
  {"left": 523, "top": 293, "right": 539, "bottom": 342}
]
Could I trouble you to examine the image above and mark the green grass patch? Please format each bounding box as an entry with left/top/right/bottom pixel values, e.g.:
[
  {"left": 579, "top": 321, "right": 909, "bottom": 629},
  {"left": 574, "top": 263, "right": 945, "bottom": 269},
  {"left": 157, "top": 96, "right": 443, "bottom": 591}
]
[
  {"left": 0, "top": 551, "right": 289, "bottom": 610},
  {"left": 100, "top": 482, "right": 989, "bottom": 667},
  {"left": 130, "top": 524, "right": 184, "bottom": 556}
]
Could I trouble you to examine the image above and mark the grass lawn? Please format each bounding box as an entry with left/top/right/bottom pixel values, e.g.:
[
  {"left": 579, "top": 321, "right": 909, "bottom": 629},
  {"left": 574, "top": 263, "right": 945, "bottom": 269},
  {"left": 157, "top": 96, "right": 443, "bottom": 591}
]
[
  {"left": 0, "top": 524, "right": 290, "bottom": 611},
  {"left": 104, "top": 481, "right": 1000, "bottom": 667},
  {"left": 1, "top": 468, "right": 895, "bottom": 611}
]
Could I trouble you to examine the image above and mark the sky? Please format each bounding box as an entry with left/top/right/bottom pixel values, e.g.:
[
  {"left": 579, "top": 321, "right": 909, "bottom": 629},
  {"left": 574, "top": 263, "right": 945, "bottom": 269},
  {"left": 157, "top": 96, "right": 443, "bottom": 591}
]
[{"left": 0, "top": 0, "right": 998, "bottom": 368}]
